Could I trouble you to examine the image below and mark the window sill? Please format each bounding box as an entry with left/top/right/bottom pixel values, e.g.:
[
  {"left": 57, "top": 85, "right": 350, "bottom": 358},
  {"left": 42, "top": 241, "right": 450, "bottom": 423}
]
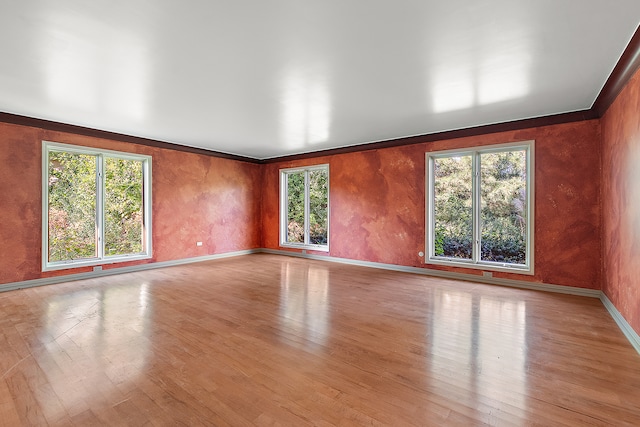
[
  {"left": 43, "top": 254, "right": 152, "bottom": 272},
  {"left": 426, "top": 257, "right": 533, "bottom": 276},
  {"left": 279, "top": 243, "right": 329, "bottom": 253}
]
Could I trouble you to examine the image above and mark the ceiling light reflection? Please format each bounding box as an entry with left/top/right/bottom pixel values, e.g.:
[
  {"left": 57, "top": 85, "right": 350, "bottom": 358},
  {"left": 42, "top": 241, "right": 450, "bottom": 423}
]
[
  {"left": 429, "top": 18, "right": 533, "bottom": 115},
  {"left": 37, "top": 283, "right": 152, "bottom": 421},
  {"left": 42, "top": 10, "right": 148, "bottom": 122},
  {"left": 478, "top": 53, "right": 531, "bottom": 105},
  {"left": 431, "top": 53, "right": 531, "bottom": 114},
  {"left": 432, "top": 68, "right": 474, "bottom": 113},
  {"left": 279, "top": 263, "right": 330, "bottom": 348},
  {"left": 280, "top": 66, "right": 331, "bottom": 149},
  {"left": 430, "top": 290, "right": 528, "bottom": 418}
]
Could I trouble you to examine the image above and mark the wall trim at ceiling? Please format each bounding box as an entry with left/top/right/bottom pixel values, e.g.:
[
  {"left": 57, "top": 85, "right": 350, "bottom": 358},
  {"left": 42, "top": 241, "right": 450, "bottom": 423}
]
[
  {"left": 262, "top": 110, "right": 597, "bottom": 163},
  {"left": 1, "top": 26, "right": 639, "bottom": 163},
  {"left": 593, "top": 24, "right": 640, "bottom": 116},
  {"left": 0, "top": 111, "right": 261, "bottom": 164}
]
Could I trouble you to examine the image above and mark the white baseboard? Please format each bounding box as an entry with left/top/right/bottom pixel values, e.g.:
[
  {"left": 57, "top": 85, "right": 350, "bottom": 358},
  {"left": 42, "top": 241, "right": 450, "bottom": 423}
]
[
  {"left": 600, "top": 293, "right": 640, "bottom": 355},
  {"left": 260, "top": 249, "right": 601, "bottom": 298},
  {"left": 0, "top": 249, "right": 260, "bottom": 293},
  {"left": 2, "top": 248, "right": 637, "bottom": 356},
  {"left": 262, "top": 249, "right": 640, "bottom": 355}
]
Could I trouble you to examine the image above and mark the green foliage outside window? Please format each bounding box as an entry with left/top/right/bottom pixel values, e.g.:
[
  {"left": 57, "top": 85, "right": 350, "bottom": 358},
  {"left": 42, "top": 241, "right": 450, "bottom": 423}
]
[
  {"left": 308, "top": 169, "right": 328, "bottom": 245},
  {"left": 104, "top": 157, "right": 143, "bottom": 256},
  {"left": 286, "top": 172, "right": 305, "bottom": 243},
  {"left": 434, "top": 155, "right": 473, "bottom": 259},
  {"left": 48, "top": 150, "right": 145, "bottom": 263},
  {"left": 433, "top": 150, "right": 527, "bottom": 265},
  {"left": 48, "top": 152, "right": 97, "bottom": 262},
  {"left": 480, "top": 151, "right": 527, "bottom": 264},
  {"left": 285, "top": 168, "right": 328, "bottom": 246}
]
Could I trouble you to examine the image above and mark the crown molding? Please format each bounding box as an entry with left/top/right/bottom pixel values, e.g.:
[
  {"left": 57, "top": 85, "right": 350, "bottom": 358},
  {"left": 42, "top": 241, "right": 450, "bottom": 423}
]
[
  {"left": 261, "top": 110, "right": 596, "bottom": 163},
  {"left": 593, "top": 24, "right": 640, "bottom": 116},
  {"left": 0, "top": 111, "right": 261, "bottom": 164}
]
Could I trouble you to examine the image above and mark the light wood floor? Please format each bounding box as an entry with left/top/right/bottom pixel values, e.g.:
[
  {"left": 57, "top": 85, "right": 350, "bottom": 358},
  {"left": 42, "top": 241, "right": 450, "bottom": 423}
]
[{"left": 1, "top": 254, "right": 639, "bottom": 426}]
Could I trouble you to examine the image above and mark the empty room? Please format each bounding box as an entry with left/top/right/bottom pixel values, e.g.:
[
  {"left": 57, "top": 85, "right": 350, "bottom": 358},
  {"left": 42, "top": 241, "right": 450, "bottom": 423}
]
[{"left": 2, "top": 1, "right": 640, "bottom": 425}]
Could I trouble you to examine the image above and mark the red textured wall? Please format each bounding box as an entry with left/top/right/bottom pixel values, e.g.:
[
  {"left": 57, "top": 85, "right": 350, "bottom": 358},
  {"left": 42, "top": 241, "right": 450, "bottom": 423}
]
[
  {"left": 263, "top": 121, "right": 602, "bottom": 289},
  {"left": 0, "top": 118, "right": 602, "bottom": 292},
  {"left": 0, "top": 122, "right": 262, "bottom": 285},
  {"left": 601, "top": 67, "right": 640, "bottom": 335}
]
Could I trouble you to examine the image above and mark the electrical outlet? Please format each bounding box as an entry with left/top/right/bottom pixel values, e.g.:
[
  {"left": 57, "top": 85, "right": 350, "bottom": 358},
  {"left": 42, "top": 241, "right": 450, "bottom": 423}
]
[{"left": 196, "top": 241, "right": 203, "bottom": 246}]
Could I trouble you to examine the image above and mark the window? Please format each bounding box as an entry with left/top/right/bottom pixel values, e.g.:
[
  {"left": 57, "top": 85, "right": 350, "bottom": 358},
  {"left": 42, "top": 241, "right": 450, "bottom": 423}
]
[
  {"left": 426, "top": 141, "right": 534, "bottom": 274},
  {"left": 42, "top": 141, "right": 152, "bottom": 271},
  {"left": 280, "top": 165, "right": 329, "bottom": 251}
]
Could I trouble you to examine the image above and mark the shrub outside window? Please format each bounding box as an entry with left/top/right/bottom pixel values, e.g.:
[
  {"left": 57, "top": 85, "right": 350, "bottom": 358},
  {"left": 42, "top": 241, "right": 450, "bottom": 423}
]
[{"left": 426, "top": 141, "right": 534, "bottom": 274}]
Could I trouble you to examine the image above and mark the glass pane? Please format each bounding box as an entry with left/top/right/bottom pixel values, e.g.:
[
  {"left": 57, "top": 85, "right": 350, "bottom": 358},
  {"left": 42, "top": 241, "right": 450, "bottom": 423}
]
[
  {"left": 286, "top": 171, "right": 305, "bottom": 243},
  {"left": 309, "top": 169, "right": 328, "bottom": 245},
  {"left": 105, "top": 157, "right": 144, "bottom": 256},
  {"left": 433, "top": 156, "right": 473, "bottom": 259},
  {"left": 48, "top": 151, "right": 97, "bottom": 262},
  {"left": 480, "top": 150, "right": 527, "bottom": 264}
]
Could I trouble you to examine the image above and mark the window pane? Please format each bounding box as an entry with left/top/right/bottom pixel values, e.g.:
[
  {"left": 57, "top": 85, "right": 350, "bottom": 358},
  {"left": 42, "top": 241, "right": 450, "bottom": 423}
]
[
  {"left": 309, "top": 169, "right": 328, "bottom": 245},
  {"left": 105, "top": 157, "right": 144, "bottom": 256},
  {"left": 286, "top": 171, "right": 305, "bottom": 243},
  {"left": 433, "top": 156, "right": 473, "bottom": 259},
  {"left": 48, "top": 151, "right": 97, "bottom": 262},
  {"left": 480, "top": 150, "right": 527, "bottom": 264}
]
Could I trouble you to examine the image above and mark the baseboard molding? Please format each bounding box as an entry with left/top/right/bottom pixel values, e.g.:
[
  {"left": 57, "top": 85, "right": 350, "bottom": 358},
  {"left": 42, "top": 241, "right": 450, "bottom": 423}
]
[
  {"left": 0, "top": 249, "right": 260, "bottom": 293},
  {"left": 3, "top": 248, "right": 637, "bottom": 356},
  {"left": 600, "top": 293, "right": 640, "bottom": 355},
  {"left": 263, "top": 249, "right": 640, "bottom": 355},
  {"left": 260, "top": 249, "right": 601, "bottom": 298}
]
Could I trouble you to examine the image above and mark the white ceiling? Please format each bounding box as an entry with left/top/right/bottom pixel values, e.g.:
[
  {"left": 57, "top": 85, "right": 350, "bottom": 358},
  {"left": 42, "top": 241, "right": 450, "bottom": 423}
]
[{"left": 1, "top": 1, "right": 640, "bottom": 159}]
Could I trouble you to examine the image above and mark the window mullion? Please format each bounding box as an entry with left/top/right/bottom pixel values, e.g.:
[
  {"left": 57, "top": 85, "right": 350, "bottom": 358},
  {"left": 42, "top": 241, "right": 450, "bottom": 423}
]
[
  {"left": 281, "top": 172, "right": 287, "bottom": 245},
  {"left": 304, "top": 171, "right": 310, "bottom": 245},
  {"left": 96, "top": 155, "right": 105, "bottom": 260},
  {"left": 472, "top": 153, "right": 481, "bottom": 263},
  {"left": 427, "top": 157, "right": 435, "bottom": 258}
]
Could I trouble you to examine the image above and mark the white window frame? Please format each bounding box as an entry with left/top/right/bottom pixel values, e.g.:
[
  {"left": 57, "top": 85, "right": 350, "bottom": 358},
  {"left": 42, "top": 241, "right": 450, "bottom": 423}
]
[
  {"left": 42, "top": 141, "right": 152, "bottom": 271},
  {"left": 426, "top": 140, "right": 534, "bottom": 275},
  {"left": 279, "top": 164, "right": 329, "bottom": 251}
]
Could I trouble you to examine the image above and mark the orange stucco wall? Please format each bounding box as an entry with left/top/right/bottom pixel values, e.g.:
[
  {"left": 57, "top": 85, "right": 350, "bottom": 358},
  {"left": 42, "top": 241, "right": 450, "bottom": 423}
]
[
  {"left": 601, "top": 67, "right": 640, "bottom": 335},
  {"left": 0, "top": 122, "right": 262, "bottom": 285},
  {"left": 262, "top": 120, "right": 602, "bottom": 289}
]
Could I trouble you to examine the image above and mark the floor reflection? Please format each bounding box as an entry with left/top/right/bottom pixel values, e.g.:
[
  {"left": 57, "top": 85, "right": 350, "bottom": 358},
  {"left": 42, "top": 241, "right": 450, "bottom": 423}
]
[
  {"left": 431, "top": 289, "right": 527, "bottom": 420},
  {"left": 278, "top": 263, "right": 330, "bottom": 347},
  {"left": 36, "top": 282, "right": 151, "bottom": 419}
]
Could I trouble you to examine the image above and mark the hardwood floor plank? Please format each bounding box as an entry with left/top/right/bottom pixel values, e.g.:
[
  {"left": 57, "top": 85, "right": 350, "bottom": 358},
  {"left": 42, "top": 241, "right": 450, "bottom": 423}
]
[
  {"left": 0, "top": 379, "right": 22, "bottom": 427},
  {"left": 1, "top": 254, "right": 640, "bottom": 426},
  {"left": 4, "top": 370, "right": 48, "bottom": 426}
]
